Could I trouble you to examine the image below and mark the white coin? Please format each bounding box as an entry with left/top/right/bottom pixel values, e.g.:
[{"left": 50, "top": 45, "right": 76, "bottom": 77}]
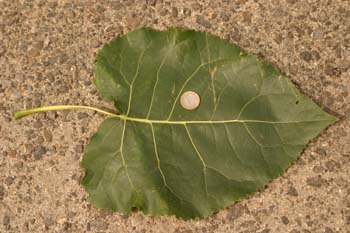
[{"left": 180, "top": 91, "right": 200, "bottom": 110}]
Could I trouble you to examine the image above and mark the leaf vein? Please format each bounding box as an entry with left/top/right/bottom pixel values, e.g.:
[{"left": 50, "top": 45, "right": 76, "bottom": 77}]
[
  {"left": 184, "top": 124, "right": 209, "bottom": 197},
  {"left": 150, "top": 123, "right": 191, "bottom": 205},
  {"left": 127, "top": 42, "right": 152, "bottom": 115},
  {"left": 146, "top": 51, "right": 171, "bottom": 119},
  {"left": 166, "top": 58, "right": 228, "bottom": 120},
  {"left": 236, "top": 77, "right": 264, "bottom": 119},
  {"left": 120, "top": 120, "right": 137, "bottom": 191}
]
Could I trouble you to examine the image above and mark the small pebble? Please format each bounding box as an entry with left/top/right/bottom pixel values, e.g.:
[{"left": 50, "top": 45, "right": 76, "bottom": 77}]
[
  {"left": 146, "top": 0, "right": 156, "bottom": 6},
  {"left": 191, "top": 3, "right": 201, "bottom": 11},
  {"left": 171, "top": 7, "right": 178, "bottom": 17},
  {"left": 325, "top": 227, "right": 334, "bottom": 233},
  {"left": 89, "top": 220, "right": 108, "bottom": 231},
  {"left": 312, "top": 29, "right": 324, "bottom": 39},
  {"left": 281, "top": 216, "right": 289, "bottom": 225},
  {"left": 27, "top": 48, "right": 40, "bottom": 57},
  {"left": 78, "top": 112, "right": 88, "bottom": 119},
  {"left": 287, "top": 186, "right": 298, "bottom": 196},
  {"left": 75, "top": 144, "right": 84, "bottom": 153},
  {"left": 66, "top": 211, "right": 77, "bottom": 218},
  {"left": 36, "top": 136, "right": 44, "bottom": 144},
  {"left": 14, "top": 161, "right": 23, "bottom": 169},
  {"left": 0, "top": 185, "right": 5, "bottom": 198},
  {"left": 226, "top": 204, "right": 245, "bottom": 220},
  {"left": 33, "top": 120, "right": 43, "bottom": 128},
  {"left": 44, "top": 130, "right": 53, "bottom": 142},
  {"left": 33, "top": 146, "right": 47, "bottom": 160},
  {"left": 300, "top": 51, "right": 312, "bottom": 62},
  {"left": 196, "top": 16, "right": 211, "bottom": 28},
  {"left": 3, "top": 215, "right": 10, "bottom": 226},
  {"left": 33, "top": 40, "right": 44, "bottom": 50},
  {"left": 5, "top": 176, "right": 14, "bottom": 185},
  {"left": 306, "top": 176, "right": 323, "bottom": 187}
]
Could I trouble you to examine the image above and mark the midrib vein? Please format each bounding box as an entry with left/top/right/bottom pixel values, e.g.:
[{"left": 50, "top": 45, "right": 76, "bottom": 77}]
[
  {"left": 14, "top": 104, "right": 333, "bottom": 125},
  {"left": 114, "top": 115, "right": 330, "bottom": 125}
]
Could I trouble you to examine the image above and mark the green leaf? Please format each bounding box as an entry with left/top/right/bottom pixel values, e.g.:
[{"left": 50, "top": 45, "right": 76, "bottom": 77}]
[{"left": 82, "top": 28, "right": 337, "bottom": 219}]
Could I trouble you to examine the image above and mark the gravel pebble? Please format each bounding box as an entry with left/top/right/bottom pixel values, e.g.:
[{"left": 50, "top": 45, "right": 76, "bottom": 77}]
[
  {"left": 196, "top": 16, "right": 211, "bottom": 28},
  {"left": 338, "top": 60, "right": 349, "bottom": 70},
  {"left": 287, "top": 186, "right": 298, "bottom": 196},
  {"left": 324, "top": 227, "right": 334, "bottom": 233},
  {"left": 33, "top": 40, "right": 44, "bottom": 50},
  {"left": 63, "top": 221, "right": 72, "bottom": 231},
  {"left": 242, "top": 11, "right": 252, "bottom": 23},
  {"left": 75, "top": 144, "right": 84, "bottom": 153},
  {"left": 0, "top": 185, "right": 5, "bottom": 199},
  {"left": 311, "top": 50, "right": 320, "bottom": 60},
  {"left": 315, "top": 148, "right": 327, "bottom": 156},
  {"left": 146, "top": 0, "right": 156, "bottom": 6},
  {"left": 77, "top": 112, "right": 89, "bottom": 119},
  {"left": 5, "top": 176, "right": 14, "bottom": 185},
  {"left": 306, "top": 176, "right": 323, "bottom": 187},
  {"left": 27, "top": 48, "right": 40, "bottom": 57},
  {"left": 281, "top": 216, "right": 289, "bottom": 225},
  {"left": 58, "top": 85, "right": 69, "bottom": 94},
  {"left": 33, "top": 146, "right": 47, "bottom": 160},
  {"left": 324, "top": 160, "right": 340, "bottom": 172},
  {"left": 33, "top": 120, "right": 43, "bottom": 128},
  {"left": 14, "top": 161, "right": 23, "bottom": 169},
  {"left": 312, "top": 29, "right": 324, "bottom": 39},
  {"left": 227, "top": 204, "right": 245, "bottom": 220},
  {"left": 43, "top": 217, "right": 55, "bottom": 227},
  {"left": 312, "top": 164, "right": 325, "bottom": 173},
  {"left": 300, "top": 51, "right": 312, "bottom": 62},
  {"left": 36, "top": 136, "right": 44, "bottom": 144},
  {"left": 44, "top": 130, "right": 53, "bottom": 142},
  {"left": 171, "top": 7, "right": 178, "bottom": 17},
  {"left": 66, "top": 211, "right": 77, "bottom": 218},
  {"left": 191, "top": 3, "right": 202, "bottom": 11},
  {"left": 3, "top": 215, "right": 10, "bottom": 226},
  {"left": 89, "top": 220, "right": 108, "bottom": 231}
]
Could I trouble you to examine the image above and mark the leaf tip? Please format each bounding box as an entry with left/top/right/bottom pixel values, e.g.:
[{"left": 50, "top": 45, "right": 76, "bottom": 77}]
[{"left": 327, "top": 113, "right": 340, "bottom": 125}]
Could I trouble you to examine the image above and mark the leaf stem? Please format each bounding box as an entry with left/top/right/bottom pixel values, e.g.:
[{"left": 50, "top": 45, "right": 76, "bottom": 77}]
[
  {"left": 14, "top": 105, "right": 337, "bottom": 126},
  {"left": 14, "top": 105, "right": 119, "bottom": 119}
]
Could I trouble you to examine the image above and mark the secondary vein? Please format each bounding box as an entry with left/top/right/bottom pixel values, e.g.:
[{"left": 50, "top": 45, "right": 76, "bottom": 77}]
[{"left": 120, "top": 120, "right": 136, "bottom": 191}]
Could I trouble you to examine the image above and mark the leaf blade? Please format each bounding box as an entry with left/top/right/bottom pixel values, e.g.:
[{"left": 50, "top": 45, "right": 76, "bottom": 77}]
[{"left": 85, "top": 28, "right": 337, "bottom": 219}]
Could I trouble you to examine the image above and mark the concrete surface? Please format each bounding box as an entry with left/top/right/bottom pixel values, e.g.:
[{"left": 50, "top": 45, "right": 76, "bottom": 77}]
[{"left": 0, "top": 0, "right": 349, "bottom": 232}]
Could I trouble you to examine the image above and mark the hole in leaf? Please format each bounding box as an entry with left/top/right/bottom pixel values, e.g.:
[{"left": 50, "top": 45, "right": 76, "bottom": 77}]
[{"left": 295, "top": 100, "right": 300, "bottom": 105}]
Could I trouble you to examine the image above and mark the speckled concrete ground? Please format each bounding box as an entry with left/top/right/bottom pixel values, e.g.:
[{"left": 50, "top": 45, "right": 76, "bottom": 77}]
[{"left": 0, "top": 0, "right": 349, "bottom": 232}]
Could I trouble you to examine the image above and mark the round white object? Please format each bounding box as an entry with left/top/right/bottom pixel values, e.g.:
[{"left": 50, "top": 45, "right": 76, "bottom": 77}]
[{"left": 180, "top": 91, "right": 200, "bottom": 110}]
